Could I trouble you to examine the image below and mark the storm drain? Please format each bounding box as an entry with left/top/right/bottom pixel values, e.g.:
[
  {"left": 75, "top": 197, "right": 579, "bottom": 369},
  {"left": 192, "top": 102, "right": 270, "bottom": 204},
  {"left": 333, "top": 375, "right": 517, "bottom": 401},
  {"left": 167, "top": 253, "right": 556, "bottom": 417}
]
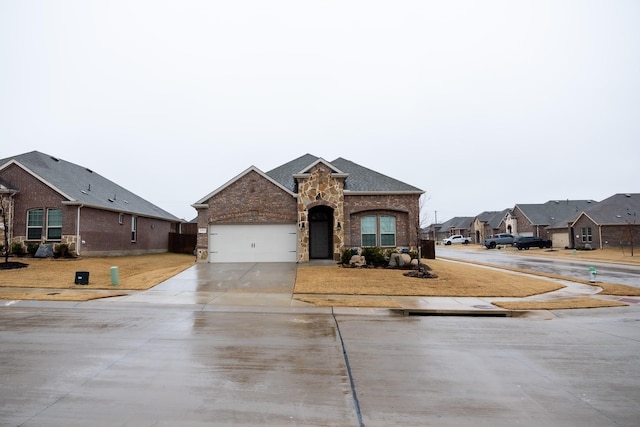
[{"left": 402, "top": 308, "right": 514, "bottom": 317}]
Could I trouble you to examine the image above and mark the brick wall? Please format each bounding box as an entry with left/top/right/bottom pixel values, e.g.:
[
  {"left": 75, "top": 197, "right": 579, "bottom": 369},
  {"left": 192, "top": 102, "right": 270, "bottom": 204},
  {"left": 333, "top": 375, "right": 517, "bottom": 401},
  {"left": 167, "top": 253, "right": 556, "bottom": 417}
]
[
  {"left": 1, "top": 163, "right": 173, "bottom": 256},
  {"left": 195, "top": 170, "right": 297, "bottom": 257},
  {"left": 344, "top": 194, "right": 420, "bottom": 248}
]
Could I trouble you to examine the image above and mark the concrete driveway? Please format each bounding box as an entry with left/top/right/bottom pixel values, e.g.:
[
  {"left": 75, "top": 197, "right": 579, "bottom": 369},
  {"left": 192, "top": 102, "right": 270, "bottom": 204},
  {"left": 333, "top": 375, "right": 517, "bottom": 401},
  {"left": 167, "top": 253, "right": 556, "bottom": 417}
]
[{"left": 112, "top": 262, "right": 306, "bottom": 307}]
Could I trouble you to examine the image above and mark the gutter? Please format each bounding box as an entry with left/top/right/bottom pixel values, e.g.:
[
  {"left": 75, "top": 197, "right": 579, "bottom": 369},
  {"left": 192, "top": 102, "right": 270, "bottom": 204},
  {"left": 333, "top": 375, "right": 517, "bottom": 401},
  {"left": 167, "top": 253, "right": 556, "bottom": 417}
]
[{"left": 76, "top": 204, "right": 83, "bottom": 256}]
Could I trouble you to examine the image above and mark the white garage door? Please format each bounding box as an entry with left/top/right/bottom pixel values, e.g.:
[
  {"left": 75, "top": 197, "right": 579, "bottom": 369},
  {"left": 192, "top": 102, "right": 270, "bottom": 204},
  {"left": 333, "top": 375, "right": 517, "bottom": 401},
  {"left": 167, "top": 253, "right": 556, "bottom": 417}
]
[{"left": 209, "top": 224, "right": 298, "bottom": 263}]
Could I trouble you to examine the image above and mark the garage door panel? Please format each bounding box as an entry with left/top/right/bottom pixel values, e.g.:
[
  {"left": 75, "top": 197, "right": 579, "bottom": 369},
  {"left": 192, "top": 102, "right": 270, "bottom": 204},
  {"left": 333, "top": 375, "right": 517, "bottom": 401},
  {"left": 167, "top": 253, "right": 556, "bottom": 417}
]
[{"left": 209, "top": 224, "right": 298, "bottom": 263}]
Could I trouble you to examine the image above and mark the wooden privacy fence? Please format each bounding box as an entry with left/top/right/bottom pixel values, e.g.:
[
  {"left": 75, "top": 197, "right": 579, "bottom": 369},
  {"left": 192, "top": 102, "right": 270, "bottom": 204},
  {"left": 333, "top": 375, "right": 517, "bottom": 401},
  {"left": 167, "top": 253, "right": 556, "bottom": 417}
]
[{"left": 169, "top": 232, "right": 197, "bottom": 254}]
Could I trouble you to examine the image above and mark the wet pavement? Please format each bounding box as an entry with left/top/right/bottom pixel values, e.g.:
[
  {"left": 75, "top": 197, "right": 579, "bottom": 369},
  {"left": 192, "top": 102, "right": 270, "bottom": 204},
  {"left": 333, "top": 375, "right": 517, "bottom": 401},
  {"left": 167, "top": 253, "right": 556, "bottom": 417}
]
[{"left": 1, "top": 261, "right": 640, "bottom": 426}]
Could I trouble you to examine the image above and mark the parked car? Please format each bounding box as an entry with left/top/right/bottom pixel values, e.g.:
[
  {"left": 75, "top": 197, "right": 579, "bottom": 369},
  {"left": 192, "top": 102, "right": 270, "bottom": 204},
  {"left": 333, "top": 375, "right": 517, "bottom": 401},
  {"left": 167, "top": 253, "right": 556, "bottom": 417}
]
[
  {"left": 443, "top": 235, "right": 472, "bottom": 245},
  {"left": 483, "top": 233, "right": 514, "bottom": 249},
  {"left": 514, "top": 236, "right": 552, "bottom": 250}
]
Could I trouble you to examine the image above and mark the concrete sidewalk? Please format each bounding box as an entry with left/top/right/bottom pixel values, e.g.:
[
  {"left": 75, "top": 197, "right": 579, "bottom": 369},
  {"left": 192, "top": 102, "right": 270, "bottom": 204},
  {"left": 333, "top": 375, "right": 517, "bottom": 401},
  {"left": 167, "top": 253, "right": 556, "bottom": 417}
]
[{"left": 82, "top": 261, "right": 634, "bottom": 316}]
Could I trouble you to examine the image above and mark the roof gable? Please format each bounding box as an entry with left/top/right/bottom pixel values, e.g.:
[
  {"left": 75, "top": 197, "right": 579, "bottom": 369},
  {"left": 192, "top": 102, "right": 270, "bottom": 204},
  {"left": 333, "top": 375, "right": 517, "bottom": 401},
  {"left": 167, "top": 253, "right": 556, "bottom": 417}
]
[
  {"left": 0, "top": 151, "right": 179, "bottom": 221},
  {"left": 575, "top": 193, "right": 640, "bottom": 225},
  {"left": 265, "top": 154, "right": 423, "bottom": 194},
  {"left": 193, "top": 165, "right": 296, "bottom": 205},
  {"left": 515, "top": 200, "right": 596, "bottom": 226}
]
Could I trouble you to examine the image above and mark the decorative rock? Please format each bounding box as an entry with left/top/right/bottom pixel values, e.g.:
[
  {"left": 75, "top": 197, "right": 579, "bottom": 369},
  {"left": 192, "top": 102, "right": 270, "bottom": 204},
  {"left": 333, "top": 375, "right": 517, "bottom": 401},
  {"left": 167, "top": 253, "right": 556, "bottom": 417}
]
[
  {"left": 34, "top": 244, "right": 54, "bottom": 258},
  {"left": 349, "top": 255, "right": 366, "bottom": 266}
]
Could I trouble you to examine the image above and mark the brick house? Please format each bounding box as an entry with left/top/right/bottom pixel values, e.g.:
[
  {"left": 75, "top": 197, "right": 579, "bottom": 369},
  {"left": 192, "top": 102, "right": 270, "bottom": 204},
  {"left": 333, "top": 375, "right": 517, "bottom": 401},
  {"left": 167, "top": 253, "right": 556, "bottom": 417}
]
[
  {"left": 568, "top": 193, "right": 640, "bottom": 250},
  {"left": 192, "top": 154, "right": 424, "bottom": 263},
  {"left": 506, "top": 200, "right": 596, "bottom": 246},
  {"left": 0, "top": 151, "right": 181, "bottom": 256},
  {"left": 472, "top": 210, "right": 510, "bottom": 244}
]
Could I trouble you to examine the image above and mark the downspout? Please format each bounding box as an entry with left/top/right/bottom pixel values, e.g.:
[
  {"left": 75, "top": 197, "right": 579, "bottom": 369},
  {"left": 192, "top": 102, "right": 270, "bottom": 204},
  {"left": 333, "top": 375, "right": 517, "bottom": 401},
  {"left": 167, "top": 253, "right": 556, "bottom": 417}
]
[
  {"left": 598, "top": 224, "right": 603, "bottom": 249},
  {"left": 76, "top": 205, "right": 83, "bottom": 256}
]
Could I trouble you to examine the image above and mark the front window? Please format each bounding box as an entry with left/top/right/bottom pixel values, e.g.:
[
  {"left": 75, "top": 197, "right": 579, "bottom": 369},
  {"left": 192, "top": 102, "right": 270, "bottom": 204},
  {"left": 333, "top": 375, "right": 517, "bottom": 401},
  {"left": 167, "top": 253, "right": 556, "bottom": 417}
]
[
  {"left": 581, "top": 227, "right": 592, "bottom": 243},
  {"left": 361, "top": 216, "right": 376, "bottom": 246},
  {"left": 46, "top": 209, "right": 62, "bottom": 240},
  {"left": 380, "top": 216, "right": 396, "bottom": 246},
  {"left": 361, "top": 215, "right": 397, "bottom": 247},
  {"left": 131, "top": 216, "right": 137, "bottom": 242},
  {"left": 27, "top": 208, "right": 43, "bottom": 240}
]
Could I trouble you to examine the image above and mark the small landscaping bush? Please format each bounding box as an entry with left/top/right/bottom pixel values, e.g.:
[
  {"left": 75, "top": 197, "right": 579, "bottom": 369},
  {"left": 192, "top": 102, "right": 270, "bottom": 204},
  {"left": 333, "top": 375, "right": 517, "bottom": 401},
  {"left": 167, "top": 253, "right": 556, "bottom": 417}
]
[
  {"left": 27, "top": 242, "right": 39, "bottom": 256},
  {"left": 361, "top": 246, "right": 386, "bottom": 266},
  {"left": 340, "top": 248, "right": 353, "bottom": 265},
  {"left": 11, "top": 242, "right": 24, "bottom": 257},
  {"left": 54, "top": 243, "right": 70, "bottom": 258}
]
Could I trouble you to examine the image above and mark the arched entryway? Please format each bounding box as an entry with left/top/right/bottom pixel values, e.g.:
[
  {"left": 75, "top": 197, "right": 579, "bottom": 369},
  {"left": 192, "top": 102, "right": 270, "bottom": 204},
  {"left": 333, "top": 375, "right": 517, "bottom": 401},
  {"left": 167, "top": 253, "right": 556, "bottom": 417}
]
[{"left": 309, "top": 205, "right": 334, "bottom": 259}]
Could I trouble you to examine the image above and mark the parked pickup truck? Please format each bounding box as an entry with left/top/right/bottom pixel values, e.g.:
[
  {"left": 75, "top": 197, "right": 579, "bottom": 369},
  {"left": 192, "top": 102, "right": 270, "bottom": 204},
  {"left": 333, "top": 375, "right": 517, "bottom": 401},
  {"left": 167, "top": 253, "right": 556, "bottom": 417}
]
[
  {"left": 514, "top": 236, "right": 552, "bottom": 250},
  {"left": 483, "top": 233, "right": 514, "bottom": 249},
  {"left": 443, "top": 235, "right": 472, "bottom": 245}
]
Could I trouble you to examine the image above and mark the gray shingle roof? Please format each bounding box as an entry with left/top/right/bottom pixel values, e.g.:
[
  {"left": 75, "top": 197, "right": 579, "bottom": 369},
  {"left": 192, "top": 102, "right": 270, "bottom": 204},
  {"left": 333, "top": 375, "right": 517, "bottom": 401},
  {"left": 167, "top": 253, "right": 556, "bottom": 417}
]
[
  {"left": 0, "top": 151, "right": 179, "bottom": 221},
  {"left": 476, "top": 210, "right": 510, "bottom": 228},
  {"left": 438, "top": 216, "right": 474, "bottom": 231},
  {"left": 579, "top": 193, "right": 640, "bottom": 225},
  {"left": 265, "top": 154, "right": 423, "bottom": 194},
  {"left": 516, "top": 200, "right": 596, "bottom": 226}
]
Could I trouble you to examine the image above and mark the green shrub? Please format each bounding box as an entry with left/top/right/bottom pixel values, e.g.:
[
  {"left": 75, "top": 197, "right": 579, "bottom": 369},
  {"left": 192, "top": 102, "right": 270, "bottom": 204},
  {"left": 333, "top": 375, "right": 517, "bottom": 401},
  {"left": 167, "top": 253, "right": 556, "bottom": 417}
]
[
  {"left": 340, "top": 248, "right": 353, "bottom": 264},
  {"left": 11, "top": 242, "right": 24, "bottom": 256},
  {"left": 54, "top": 243, "right": 69, "bottom": 258},
  {"left": 361, "top": 246, "right": 386, "bottom": 266},
  {"left": 26, "top": 242, "right": 39, "bottom": 256},
  {"left": 384, "top": 248, "right": 399, "bottom": 259}
]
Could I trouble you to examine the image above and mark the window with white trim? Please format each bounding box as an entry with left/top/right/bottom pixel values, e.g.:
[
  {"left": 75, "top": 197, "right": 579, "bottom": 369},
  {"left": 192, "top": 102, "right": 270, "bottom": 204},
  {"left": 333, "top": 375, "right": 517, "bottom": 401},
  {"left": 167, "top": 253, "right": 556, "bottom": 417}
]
[
  {"left": 361, "top": 216, "right": 377, "bottom": 246},
  {"left": 131, "top": 216, "right": 137, "bottom": 242},
  {"left": 27, "top": 208, "right": 43, "bottom": 240},
  {"left": 380, "top": 216, "right": 396, "bottom": 246},
  {"left": 361, "top": 215, "right": 397, "bottom": 247},
  {"left": 46, "top": 209, "right": 62, "bottom": 240}
]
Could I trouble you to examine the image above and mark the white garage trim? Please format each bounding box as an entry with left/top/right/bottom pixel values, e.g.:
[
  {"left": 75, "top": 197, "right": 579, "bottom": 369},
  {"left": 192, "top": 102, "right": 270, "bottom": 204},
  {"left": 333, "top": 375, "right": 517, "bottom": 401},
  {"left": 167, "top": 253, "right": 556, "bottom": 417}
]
[{"left": 209, "top": 224, "right": 298, "bottom": 263}]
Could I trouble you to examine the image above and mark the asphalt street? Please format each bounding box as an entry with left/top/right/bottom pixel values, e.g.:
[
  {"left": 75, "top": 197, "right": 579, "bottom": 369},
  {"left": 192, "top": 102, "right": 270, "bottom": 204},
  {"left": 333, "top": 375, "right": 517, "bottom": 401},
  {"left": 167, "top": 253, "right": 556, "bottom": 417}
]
[
  {"left": 1, "top": 301, "right": 639, "bottom": 426},
  {"left": 437, "top": 247, "right": 640, "bottom": 287}
]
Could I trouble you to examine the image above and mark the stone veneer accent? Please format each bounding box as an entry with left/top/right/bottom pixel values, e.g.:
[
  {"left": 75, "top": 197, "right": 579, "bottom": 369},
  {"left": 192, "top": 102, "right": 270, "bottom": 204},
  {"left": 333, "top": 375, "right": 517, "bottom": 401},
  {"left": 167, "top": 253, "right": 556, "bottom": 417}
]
[{"left": 296, "top": 163, "right": 345, "bottom": 262}]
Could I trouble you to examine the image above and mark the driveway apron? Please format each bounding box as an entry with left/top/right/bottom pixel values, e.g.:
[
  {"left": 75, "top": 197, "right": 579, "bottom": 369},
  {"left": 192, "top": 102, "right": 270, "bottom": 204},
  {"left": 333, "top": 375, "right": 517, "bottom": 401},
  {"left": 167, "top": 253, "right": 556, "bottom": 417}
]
[{"left": 114, "top": 262, "right": 304, "bottom": 307}]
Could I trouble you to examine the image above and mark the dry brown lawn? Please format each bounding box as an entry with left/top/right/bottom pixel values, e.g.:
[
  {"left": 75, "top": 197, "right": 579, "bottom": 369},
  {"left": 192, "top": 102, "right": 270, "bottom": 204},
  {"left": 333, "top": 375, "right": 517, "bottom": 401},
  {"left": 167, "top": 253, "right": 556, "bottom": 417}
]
[
  {"left": 0, "top": 253, "right": 194, "bottom": 301},
  {"left": 2, "top": 249, "right": 638, "bottom": 311},
  {"left": 294, "top": 259, "right": 564, "bottom": 297},
  {"left": 493, "top": 297, "right": 628, "bottom": 311}
]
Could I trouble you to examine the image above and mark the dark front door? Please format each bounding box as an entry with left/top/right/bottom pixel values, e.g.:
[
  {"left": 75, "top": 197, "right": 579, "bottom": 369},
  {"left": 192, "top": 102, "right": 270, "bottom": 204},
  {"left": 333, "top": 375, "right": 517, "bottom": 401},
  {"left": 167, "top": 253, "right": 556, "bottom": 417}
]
[{"left": 309, "top": 206, "right": 333, "bottom": 259}]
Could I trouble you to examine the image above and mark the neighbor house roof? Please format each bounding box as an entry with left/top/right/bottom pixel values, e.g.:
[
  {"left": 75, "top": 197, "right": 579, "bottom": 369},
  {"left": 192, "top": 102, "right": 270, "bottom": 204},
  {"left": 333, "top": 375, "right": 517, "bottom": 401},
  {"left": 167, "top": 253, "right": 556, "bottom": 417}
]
[
  {"left": 476, "top": 209, "right": 510, "bottom": 229},
  {"left": 0, "top": 151, "right": 180, "bottom": 221},
  {"left": 265, "top": 154, "right": 423, "bottom": 194},
  {"left": 515, "top": 200, "right": 596, "bottom": 226},
  {"left": 572, "top": 193, "right": 640, "bottom": 226},
  {"left": 438, "top": 216, "right": 474, "bottom": 231}
]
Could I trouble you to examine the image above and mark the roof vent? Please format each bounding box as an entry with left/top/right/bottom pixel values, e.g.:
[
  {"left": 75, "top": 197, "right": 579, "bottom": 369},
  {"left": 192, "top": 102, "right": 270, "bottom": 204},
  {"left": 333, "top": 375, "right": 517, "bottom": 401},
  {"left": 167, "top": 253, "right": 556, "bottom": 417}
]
[
  {"left": 86, "top": 168, "right": 93, "bottom": 173},
  {"left": 617, "top": 215, "right": 622, "bottom": 218},
  {"left": 625, "top": 194, "right": 631, "bottom": 197},
  {"left": 50, "top": 156, "right": 59, "bottom": 162},
  {"left": 81, "top": 190, "right": 88, "bottom": 195}
]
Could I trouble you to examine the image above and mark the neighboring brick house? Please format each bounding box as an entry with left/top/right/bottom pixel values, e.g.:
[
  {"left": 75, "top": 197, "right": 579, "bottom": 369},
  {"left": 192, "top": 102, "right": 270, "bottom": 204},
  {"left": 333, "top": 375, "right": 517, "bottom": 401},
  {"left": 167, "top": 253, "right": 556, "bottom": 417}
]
[
  {"left": 568, "top": 193, "right": 640, "bottom": 250},
  {"left": 427, "top": 216, "right": 474, "bottom": 243},
  {"left": 472, "top": 210, "right": 510, "bottom": 244},
  {"left": 192, "top": 154, "right": 424, "bottom": 263},
  {"left": 507, "top": 200, "right": 596, "bottom": 246},
  {"left": 0, "top": 151, "right": 181, "bottom": 256}
]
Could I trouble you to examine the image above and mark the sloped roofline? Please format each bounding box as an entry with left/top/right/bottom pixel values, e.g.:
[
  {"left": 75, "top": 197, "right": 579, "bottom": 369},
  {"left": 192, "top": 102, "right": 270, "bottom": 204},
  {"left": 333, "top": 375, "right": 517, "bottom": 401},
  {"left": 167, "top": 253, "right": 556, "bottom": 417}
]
[
  {"left": 292, "top": 157, "right": 349, "bottom": 179},
  {"left": 0, "top": 159, "right": 75, "bottom": 201},
  {"left": 570, "top": 211, "right": 600, "bottom": 227},
  {"left": 192, "top": 165, "right": 296, "bottom": 207}
]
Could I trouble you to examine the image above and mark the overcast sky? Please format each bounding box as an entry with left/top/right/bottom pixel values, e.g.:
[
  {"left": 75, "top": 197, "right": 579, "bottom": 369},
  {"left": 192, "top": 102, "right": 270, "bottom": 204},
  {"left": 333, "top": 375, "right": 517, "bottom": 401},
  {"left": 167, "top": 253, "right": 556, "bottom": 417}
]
[{"left": 1, "top": 1, "right": 638, "bottom": 223}]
